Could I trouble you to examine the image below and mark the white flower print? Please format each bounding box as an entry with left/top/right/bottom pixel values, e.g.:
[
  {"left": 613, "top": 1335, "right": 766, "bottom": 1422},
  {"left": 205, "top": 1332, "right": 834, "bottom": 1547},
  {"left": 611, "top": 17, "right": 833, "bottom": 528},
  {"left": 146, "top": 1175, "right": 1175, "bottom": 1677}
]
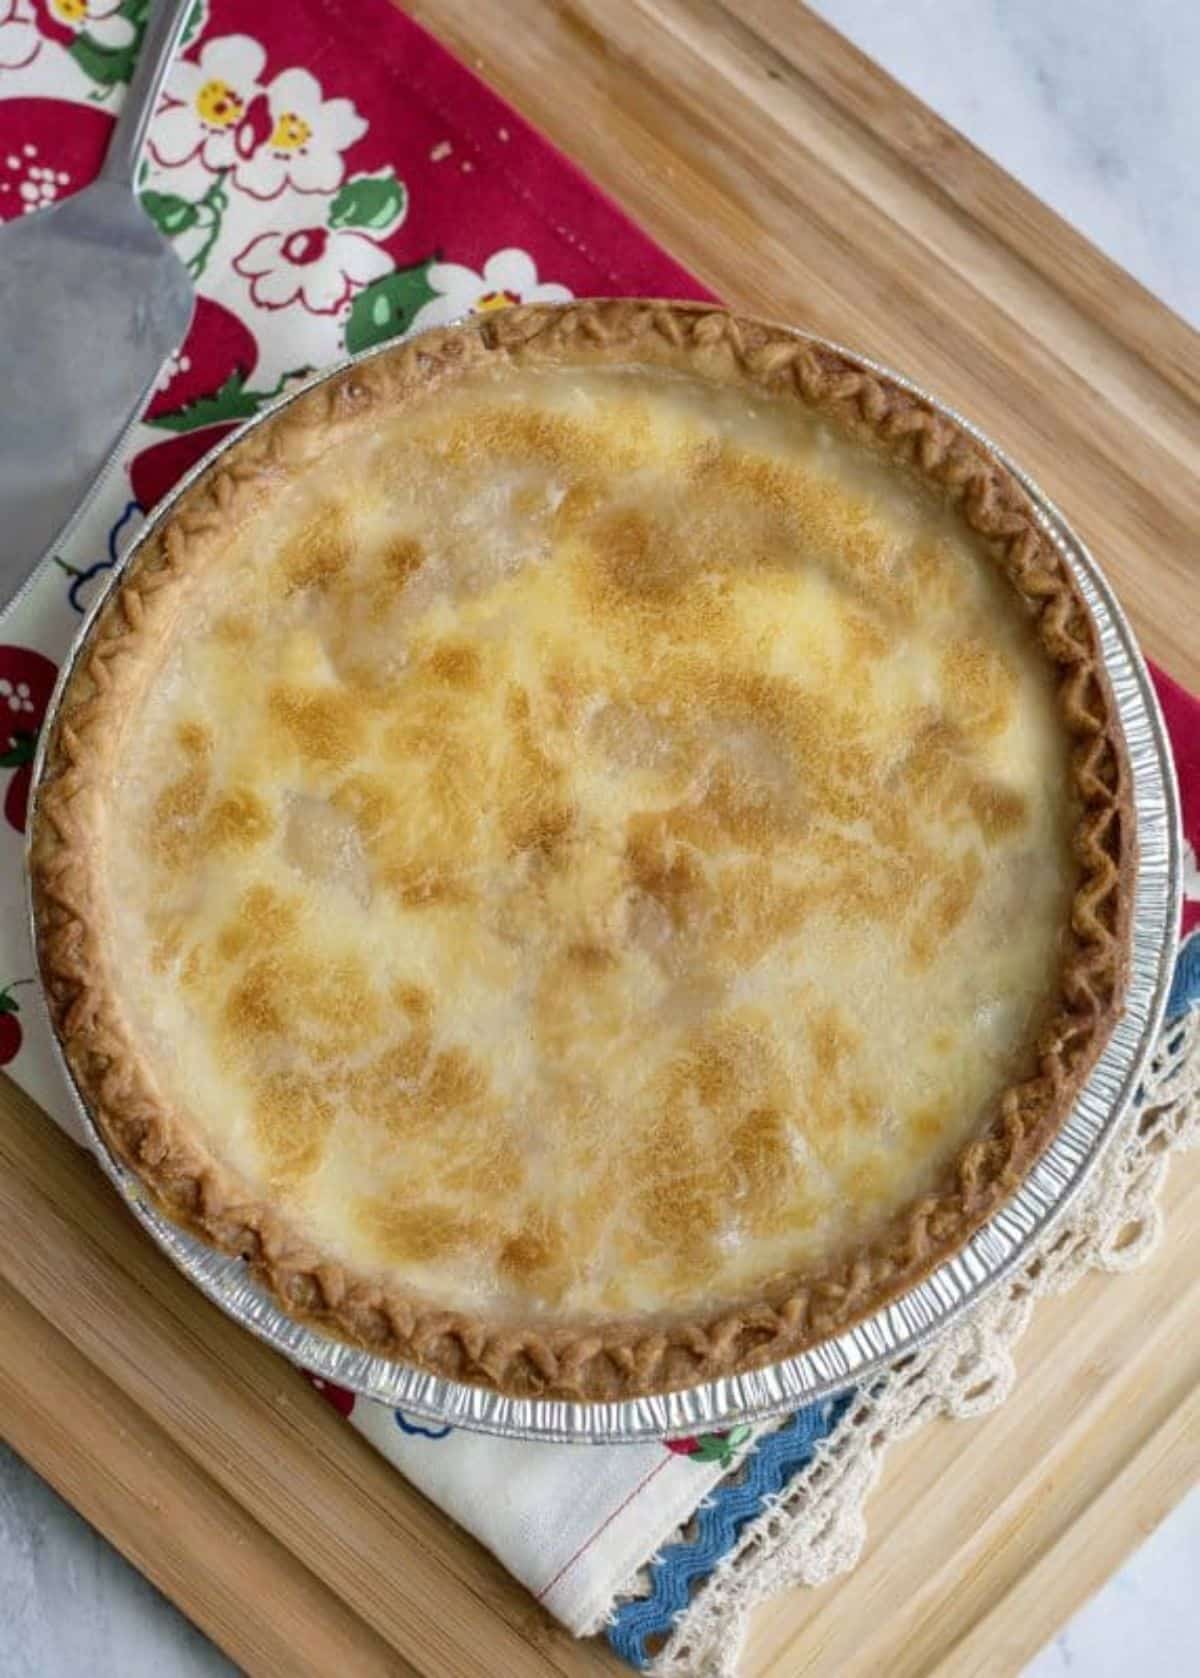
[
  {"left": 408, "top": 248, "right": 572, "bottom": 334},
  {"left": 149, "top": 42, "right": 365, "bottom": 203},
  {"left": 149, "top": 34, "right": 266, "bottom": 181},
  {"left": 231, "top": 67, "right": 366, "bottom": 199},
  {"left": 0, "top": 1, "right": 39, "bottom": 70},
  {"left": 0, "top": 1, "right": 111, "bottom": 100},
  {"left": 34, "top": 0, "right": 133, "bottom": 49},
  {"left": 233, "top": 224, "right": 390, "bottom": 316}
]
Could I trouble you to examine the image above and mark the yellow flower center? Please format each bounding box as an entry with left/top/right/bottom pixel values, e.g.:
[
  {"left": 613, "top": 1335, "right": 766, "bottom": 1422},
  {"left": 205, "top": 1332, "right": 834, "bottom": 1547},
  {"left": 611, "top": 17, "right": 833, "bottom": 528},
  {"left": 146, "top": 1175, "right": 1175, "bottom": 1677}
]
[
  {"left": 51, "top": 0, "right": 87, "bottom": 23},
  {"left": 270, "top": 112, "right": 313, "bottom": 152},
  {"left": 195, "top": 79, "right": 245, "bottom": 128},
  {"left": 475, "top": 289, "right": 520, "bottom": 312}
]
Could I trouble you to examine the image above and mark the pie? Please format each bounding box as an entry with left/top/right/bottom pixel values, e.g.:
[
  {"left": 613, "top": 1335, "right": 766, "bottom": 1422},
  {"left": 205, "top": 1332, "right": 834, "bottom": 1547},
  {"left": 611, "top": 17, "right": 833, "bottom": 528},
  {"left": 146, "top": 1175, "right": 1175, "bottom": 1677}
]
[{"left": 31, "top": 302, "right": 1130, "bottom": 1400}]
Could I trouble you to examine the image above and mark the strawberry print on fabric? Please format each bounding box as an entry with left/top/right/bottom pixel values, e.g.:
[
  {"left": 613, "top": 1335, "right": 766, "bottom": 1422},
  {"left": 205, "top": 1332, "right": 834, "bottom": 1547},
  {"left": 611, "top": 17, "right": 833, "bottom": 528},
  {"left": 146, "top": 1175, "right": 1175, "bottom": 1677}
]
[
  {"left": 304, "top": 1371, "right": 356, "bottom": 1417},
  {"left": 665, "top": 1426, "right": 752, "bottom": 1470},
  {"left": 0, "top": 978, "right": 34, "bottom": 1065},
  {"left": 0, "top": 646, "right": 57, "bottom": 834},
  {"left": 0, "top": 99, "right": 113, "bottom": 222}
]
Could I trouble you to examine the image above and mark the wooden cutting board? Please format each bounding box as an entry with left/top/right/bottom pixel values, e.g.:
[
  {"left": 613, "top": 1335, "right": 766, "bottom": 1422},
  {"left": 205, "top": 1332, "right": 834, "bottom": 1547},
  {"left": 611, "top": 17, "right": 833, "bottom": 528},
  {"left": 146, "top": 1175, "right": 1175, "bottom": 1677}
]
[{"left": 2, "top": 4, "right": 1197, "bottom": 1674}]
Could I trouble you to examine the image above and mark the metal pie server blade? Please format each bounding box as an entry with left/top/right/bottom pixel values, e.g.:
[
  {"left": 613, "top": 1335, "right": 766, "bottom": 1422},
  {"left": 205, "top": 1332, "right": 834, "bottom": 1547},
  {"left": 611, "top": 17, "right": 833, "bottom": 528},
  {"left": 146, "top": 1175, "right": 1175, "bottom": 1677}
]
[{"left": 0, "top": 0, "right": 195, "bottom": 613}]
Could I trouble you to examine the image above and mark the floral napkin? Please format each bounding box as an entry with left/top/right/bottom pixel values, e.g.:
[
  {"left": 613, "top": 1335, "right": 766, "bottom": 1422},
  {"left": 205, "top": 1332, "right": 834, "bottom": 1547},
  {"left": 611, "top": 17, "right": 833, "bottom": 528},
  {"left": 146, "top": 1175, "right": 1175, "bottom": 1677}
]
[{"left": 1, "top": 1, "right": 1197, "bottom": 1669}]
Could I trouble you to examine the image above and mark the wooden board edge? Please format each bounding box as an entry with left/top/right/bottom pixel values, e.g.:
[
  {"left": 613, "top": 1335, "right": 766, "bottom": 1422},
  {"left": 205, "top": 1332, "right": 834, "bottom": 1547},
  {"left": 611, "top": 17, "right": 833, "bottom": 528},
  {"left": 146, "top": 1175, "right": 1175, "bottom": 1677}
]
[
  {"left": 932, "top": 1384, "right": 1200, "bottom": 1677},
  {"left": 729, "top": 0, "right": 1200, "bottom": 408}
]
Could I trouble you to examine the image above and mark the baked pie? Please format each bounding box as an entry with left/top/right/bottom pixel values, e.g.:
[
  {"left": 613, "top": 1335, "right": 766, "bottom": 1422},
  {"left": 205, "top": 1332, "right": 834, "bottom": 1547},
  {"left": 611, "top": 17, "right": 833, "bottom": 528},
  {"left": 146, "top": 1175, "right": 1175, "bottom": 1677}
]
[{"left": 31, "top": 303, "right": 1130, "bottom": 1399}]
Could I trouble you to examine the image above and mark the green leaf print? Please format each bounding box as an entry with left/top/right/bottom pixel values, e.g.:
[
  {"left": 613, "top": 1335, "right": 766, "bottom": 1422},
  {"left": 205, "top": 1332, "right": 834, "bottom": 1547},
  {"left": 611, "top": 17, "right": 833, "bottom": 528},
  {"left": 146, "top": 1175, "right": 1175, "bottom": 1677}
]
[
  {"left": 182, "top": 0, "right": 208, "bottom": 48},
  {"left": 693, "top": 1425, "right": 752, "bottom": 1467},
  {"left": 69, "top": 0, "right": 149, "bottom": 90},
  {"left": 140, "top": 190, "right": 199, "bottom": 238},
  {"left": 138, "top": 174, "right": 228, "bottom": 278},
  {"left": 0, "top": 731, "right": 35, "bottom": 771},
  {"left": 344, "top": 258, "right": 438, "bottom": 355},
  {"left": 148, "top": 367, "right": 312, "bottom": 434},
  {"left": 329, "top": 169, "right": 409, "bottom": 235}
]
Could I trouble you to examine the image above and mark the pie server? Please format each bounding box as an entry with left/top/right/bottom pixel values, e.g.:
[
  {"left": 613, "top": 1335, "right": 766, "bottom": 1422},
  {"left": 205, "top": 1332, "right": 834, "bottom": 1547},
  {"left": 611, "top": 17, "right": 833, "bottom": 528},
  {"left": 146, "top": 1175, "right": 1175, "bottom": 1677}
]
[{"left": 0, "top": 0, "right": 194, "bottom": 615}]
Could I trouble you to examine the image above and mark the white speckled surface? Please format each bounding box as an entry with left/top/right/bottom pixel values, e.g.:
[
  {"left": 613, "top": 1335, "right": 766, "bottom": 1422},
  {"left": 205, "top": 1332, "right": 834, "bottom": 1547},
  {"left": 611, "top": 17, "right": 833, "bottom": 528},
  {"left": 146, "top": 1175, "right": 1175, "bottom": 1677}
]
[{"left": 1, "top": 3, "right": 1196, "bottom": 1673}]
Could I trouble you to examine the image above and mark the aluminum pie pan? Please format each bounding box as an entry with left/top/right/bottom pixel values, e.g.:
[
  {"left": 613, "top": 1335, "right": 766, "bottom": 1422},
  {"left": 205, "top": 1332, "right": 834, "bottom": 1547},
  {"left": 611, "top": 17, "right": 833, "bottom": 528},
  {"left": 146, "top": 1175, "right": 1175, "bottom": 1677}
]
[{"left": 26, "top": 321, "right": 1182, "bottom": 1443}]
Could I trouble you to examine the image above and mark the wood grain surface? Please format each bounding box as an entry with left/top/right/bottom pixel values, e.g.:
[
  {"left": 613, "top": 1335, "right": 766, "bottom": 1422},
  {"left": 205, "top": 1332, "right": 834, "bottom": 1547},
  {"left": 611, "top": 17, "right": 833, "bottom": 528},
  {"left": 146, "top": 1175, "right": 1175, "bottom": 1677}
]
[{"left": 2, "top": 3, "right": 1197, "bottom": 1674}]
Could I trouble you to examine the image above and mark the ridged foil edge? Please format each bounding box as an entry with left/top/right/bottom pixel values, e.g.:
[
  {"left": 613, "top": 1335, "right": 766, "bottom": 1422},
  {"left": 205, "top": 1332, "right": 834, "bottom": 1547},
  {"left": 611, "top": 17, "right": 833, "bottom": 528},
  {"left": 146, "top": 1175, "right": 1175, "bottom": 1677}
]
[{"left": 27, "top": 323, "right": 1182, "bottom": 1443}]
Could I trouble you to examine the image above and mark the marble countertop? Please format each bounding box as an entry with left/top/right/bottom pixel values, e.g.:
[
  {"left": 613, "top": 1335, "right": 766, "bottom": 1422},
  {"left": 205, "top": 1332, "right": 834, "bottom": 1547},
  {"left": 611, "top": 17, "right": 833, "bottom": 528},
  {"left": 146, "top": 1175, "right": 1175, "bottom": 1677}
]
[{"left": 2, "top": 2, "right": 1196, "bottom": 1674}]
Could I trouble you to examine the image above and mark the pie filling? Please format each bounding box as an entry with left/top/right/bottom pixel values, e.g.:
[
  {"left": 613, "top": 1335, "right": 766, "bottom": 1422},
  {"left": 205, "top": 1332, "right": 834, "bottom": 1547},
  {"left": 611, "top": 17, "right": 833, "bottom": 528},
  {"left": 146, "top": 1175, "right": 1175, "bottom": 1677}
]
[{"left": 104, "top": 364, "right": 1077, "bottom": 1323}]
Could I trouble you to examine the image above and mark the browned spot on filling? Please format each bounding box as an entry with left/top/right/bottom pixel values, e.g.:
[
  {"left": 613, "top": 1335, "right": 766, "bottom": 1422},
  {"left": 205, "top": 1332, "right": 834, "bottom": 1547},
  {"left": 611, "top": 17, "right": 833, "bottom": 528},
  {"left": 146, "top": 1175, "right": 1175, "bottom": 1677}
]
[
  {"left": 215, "top": 883, "right": 299, "bottom": 964},
  {"left": 696, "top": 442, "right": 913, "bottom": 618},
  {"left": 340, "top": 1019, "right": 490, "bottom": 1149},
  {"left": 332, "top": 772, "right": 397, "bottom": 841},
  {"left": 358, "top": 1198, "right": 489, "bottom": 1265},
  {"left": 426, "top": 1045, "right": 489, "bottom": 1113},
  {"left": 729, "top": 1105, "right": 793, "bottom": 1210},
  {"left": 204, "top": 787, "right": 273, "bottom": 850},
  {"left": 224, "top": 959, "right": 286, "bottom": 1038},
  {"left": 149, "top": 762, "right": 209, "bottom": 869},
  {"left": 911, "top": 536, "right": 964, "bottom": 609},
  {"left": 251, "top": 1071, "right": 334, "bottom": 1188},
  {"left": 908, "top": 850, "right": 985, "bottom": 968},
  {"left": 441, "top": 405, "right": 647, "bottom": 479},
  {"left": 635, "top": 1016, "right": 797, "bottom": 1261},
  {"left": 498, "top": 1211, "right": 574, "bottom": 1303},
  {"left": 907, "top": 1100, "right": 952, "bottom": 1146},
  {"left": 386, "top": 860, "right": 474, "bottom": 908},
  {"left": 441, "top": 1144, "right": 523, "bottom": 1202},
  {"left": 624, "top": 813, "right": 707, "bottom": 933},
  {"left": 709, "top": 859, "right": 812, "bottom": 969},
  {"left": 500, "top": 683, "right": 575, "bottom": 859},
  {"left": 281, "top": 504, "right": 351, "bottom": 594},
  {"left": 842, "top": 609, "right": 889, "bottom": 664},
  {"left": 268, "top": 684, "right": 359, "bottom": 766},
  {"left": 392, "top": 980, "right": 433, "bottom": 1020},
  {"left": 842, "top": 1152, "right": 897, "bottom": 1208},
  {"left": 565, "top": 941, "right": 617, "bottom": 970},
  {"left": 968, "top": 780, "right": 1029, "bottom": 841},
  {"left": 809, "top": 1005, "right": 863, "bottom": 1081},
  {"left": 427, "top": 640, "right": 483, "bottom": 688},
  {"left": 380, "top": 534, "right": 424, "bottom": 585},
  {"left": 213, "top": 613, "right": 253, "bottom": 645},
  {"left": 589, "top": 507, "right": 689, "bottom": 601},
  {"left": 551, "top": 478, "right": 603, "bottom": 537},
  {"left": 221, "top": 949, "right": 380, "bottom": 1062},
  {"left": 176, "top": 719, "right": 213, "bottom": 757},
  {"left": 940, "top": 635, "right": 1015, "bottom": 739}
]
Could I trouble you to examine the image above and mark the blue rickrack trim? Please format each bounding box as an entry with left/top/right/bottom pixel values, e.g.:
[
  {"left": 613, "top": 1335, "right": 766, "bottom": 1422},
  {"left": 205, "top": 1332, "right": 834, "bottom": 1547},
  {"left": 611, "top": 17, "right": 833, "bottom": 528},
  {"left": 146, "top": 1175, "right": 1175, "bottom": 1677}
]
[
  {"left": 606, "top": 1391, "right": 855, "bottom": 1670},
  {"left": 1167, "top": 928, "right": 1200, "bottom": 1022}
]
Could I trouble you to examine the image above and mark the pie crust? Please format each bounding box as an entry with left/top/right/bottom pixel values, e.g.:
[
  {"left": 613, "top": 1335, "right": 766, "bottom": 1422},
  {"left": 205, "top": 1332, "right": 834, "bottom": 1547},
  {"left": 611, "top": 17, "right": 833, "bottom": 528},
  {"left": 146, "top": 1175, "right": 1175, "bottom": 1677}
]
[{"left": 31, "top": 302, "right": 1131, "bottom": 1400}]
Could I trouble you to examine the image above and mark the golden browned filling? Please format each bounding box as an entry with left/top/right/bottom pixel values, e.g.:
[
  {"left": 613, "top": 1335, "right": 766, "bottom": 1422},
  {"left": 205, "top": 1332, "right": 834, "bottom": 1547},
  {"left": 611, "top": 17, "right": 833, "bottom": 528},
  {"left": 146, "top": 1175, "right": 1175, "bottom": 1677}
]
[{"left": 106, "top": 365, "right": 1076, "bottom": 1321}]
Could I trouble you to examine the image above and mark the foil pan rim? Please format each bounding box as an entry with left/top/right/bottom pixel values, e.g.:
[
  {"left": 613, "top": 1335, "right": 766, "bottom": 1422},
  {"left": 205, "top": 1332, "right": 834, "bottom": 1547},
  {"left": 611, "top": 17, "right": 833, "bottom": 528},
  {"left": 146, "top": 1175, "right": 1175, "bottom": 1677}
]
[{"left": 26, "top": 317, "right": 1182, "bottom": 1442}]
